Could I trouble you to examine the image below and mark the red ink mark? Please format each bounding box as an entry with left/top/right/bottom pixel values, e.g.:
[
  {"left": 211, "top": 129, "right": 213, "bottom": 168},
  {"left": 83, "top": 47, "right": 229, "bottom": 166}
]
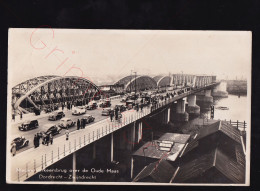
[
  {"left": 30, "top": 25, "right": 54, "bottom": 50},
  {"left": 45, "top": 46, "right": 64, "bottom": 59}
]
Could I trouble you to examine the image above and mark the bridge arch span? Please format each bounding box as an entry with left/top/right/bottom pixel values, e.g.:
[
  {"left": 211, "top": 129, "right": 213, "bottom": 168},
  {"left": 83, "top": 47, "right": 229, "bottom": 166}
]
[{"left": 12, "top": 76, "right": 100, "bottom": 113}]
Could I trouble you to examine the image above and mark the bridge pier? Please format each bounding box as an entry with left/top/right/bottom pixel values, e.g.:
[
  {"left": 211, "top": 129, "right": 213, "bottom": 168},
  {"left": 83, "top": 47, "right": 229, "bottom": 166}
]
[
  {"left": 212, "top": 81, "right": 228, "bottom": 97},
  {"left": 196, "top": 89, "right": 213, "bottom": 103},
  {"left": 72, "top": 152, "right": 76, "bottom": 182},
  {"left": 171, "top": 99, "right": 189, "bottom": 122},
  {"left": 110, "top": 133, "right": 114, "bottom": 162},
  {"left": 186, "top": 94, "right": 200, "bottom": 116}
]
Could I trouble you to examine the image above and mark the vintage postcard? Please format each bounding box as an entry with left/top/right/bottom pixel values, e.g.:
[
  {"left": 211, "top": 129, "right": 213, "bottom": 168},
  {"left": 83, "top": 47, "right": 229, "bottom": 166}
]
[{"left": 6, "top": 29, "right": 251, "bottom": 185}]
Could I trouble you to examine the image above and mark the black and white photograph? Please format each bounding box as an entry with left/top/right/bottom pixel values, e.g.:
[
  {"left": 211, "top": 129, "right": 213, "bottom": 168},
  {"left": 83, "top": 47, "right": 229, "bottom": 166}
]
[{"left": 6, "top": 29, "right": 251, "bottom": 185}]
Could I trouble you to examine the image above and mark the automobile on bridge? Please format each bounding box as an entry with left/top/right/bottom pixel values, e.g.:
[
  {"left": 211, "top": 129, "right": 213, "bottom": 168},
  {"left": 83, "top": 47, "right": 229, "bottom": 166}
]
[
  {"left": 18, "top": 120, "right": 39, "bottom": 131},
  {"left": 99, "top": 99, "right": 111, "bottom": 108},
  {"left": 102, "top": 107, "right": 113, "bottom": 116},
  {"left": 11, "top": 136, "right": 29, "bottom": 150},
  {"left": 81, "top": 114, "right": 95, "bottom": 124},
  {"left": 48, "top": 111, "right": 65, "bottom": 121},
  {"left": 58, "top": 118, "right": 75, "bottom": 129},
  {"left": 114, "top": 104, "right": 127, "bottom": 112},
  {"left": 86, "top": 102, "right": 98, "bottom": 110},
  {"left": 39, "top": 124, "right": 62, "bottom": 138},
  {"left": 72, "top": 106, "right": 87, "bottom": 115}
]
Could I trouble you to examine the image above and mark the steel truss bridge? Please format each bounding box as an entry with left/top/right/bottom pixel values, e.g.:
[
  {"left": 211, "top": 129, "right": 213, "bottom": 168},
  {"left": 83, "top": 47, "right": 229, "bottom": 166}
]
[
  {"left": 12, "top": 76, "right": 101, "bottom": 114},
  {"left": 12, "top": 74, "right": 216, "bottom": 114}
]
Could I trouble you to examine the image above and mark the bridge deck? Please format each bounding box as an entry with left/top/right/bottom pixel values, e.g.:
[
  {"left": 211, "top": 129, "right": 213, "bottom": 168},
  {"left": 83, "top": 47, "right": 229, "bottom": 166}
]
[{"left": 7, "top": 83, "right": 219, "bottom": 182}]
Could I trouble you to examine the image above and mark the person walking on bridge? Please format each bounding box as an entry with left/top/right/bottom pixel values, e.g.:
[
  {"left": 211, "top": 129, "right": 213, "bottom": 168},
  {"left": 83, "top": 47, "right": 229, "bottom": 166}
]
[
  {"left": 65, "top": 127, "right": 69, "bottom": 141},
  {"left": 77, "top": 119, "right": 81, "bottom": 130},
  {"left": 49, "top": 134, "right": 53, "bottom": 145},
  {"left": 109, "top": 110, "right": 114, "bottom": 122},
  {"left": 33, "top": 135, "right": 37, "bottom": 148}
]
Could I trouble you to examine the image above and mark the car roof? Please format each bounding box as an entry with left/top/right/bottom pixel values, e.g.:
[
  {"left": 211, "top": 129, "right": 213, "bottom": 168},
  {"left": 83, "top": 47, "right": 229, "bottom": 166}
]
[
  {"left": 60, "top": 118, "right": 71, "bottom": 121},
  {"left": 43, "top": 124, "right": 56, "bottom": 128},
  {"left": 83, "top": 114, "right": 92, "bottom": 117},
  {"left": 77, "top": 106, "right": 84, "bottom": 108},
  {"left": 103, "top": 107, "right": 112, "bottom": 110}
]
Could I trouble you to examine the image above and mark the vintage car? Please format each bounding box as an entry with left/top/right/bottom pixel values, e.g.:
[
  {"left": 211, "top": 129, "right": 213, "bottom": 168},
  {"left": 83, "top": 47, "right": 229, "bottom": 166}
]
[
  {"left": 99, "top": 100, "right": 111, "bottom": 108},
  {"left": 11, "top": 136, "right": 29, "bottom": 150},
  {"left": 18, "top": 120, "right": 39, "bottom": 131},
  {"left": 58, "top": 118, "right": 75, "bottom": 129},
  {"left": 72, "top": 106, "right": 86, "bottom": 115},
  {"left": 48, "top": 111, "right": 65, "bottom": 121},
  {"left": 126, "top": 100, "right": 136, "bottom": 109},
  {"left": 101, "top": 107, "right": 113, "bottom": 116},
  {"left": 82, "top": 114, "right": 95, "bottom": 124},
  {"left": 114, "top": 104, "right": 127, "bottom": 112},
  {"left": 39, "top": 124, "right": 62, "bottom": 137},
  {"left": 120, "top": 96, "right": 128, "bottom": 102},
  {"left": 86, "top": 102, "right": 98, "bottom": 110}
]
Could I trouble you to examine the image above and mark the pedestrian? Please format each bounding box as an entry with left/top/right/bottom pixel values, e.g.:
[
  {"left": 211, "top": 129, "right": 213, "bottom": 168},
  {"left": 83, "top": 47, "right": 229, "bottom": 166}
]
[
  {"left": 20, "top": 112, "right": 23, "bottom": 120},
  {"left": 46, "top": 134, "right": 50, "bottom": 146},
  {"left": 140, "top": 104, "right": 143, "bottom": 112},
  {"left": 33, "top": 135, "right": 37, "bottom": 148},
  {"left": 10, "top": 143, "right": 16, "bottom": 156},
  {"left": 62, "top": 103, "right": 64, "bottom": 111},
  {"left": 115, "top": 107, "right": 118, "bottom": 120},
  {"left": 12, "top": 112, "right": 15, "bottom": 122},
  {"left": 81, "top": 119, "right": 84, "bottom": 129},
  {"left": 136, "top": 104, "right": 139, "bottom": 112},
  {"left": 36, "top": 134, "right": 40, "bottom": 147},
  {"left": 109, "top": 110, "right": 114, "bottom": 122},
  {"left": 65, "top": 128, "right": 69, "bottom": 141},
  {"left": 77, "top": 119, "right": 81, "bottom": 130},
  {"left": 83, "top": 119, "right": 86, "bottom": 129},
  {"left": 49, "top": 134, "right": 53, "bottom": 145}
]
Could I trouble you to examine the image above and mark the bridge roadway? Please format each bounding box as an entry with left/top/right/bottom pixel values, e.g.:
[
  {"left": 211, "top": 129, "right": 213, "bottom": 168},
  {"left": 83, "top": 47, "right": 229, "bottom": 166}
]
[{"left": 7, "top": 83, "right": 219, "bottom": 182}]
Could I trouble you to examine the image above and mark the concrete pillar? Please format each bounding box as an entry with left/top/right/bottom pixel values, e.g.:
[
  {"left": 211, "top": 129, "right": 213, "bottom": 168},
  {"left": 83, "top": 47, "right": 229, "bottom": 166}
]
[
  {"left": 130, "top": 157, "right": 134, "bottom": 179},
  {"left": 111, "top": 133, "right": 114, "bottom": 162},
  {"left": 72, "top": 152, "right": 76, "bottom": 182},
  {"left": 212, "top": 81, "right": 228, "bottom": 97},
  {"left": 139, "top": 122, "right": 142, "bottom": 142},
  {"left": 177, "top": 99, "right": 185, "bottom": 113},
  {"left": 132, "top": 123, "right": 136, "bottom": 149},
  {"left": 167, "top": 108, "right": 170, "bottom": 123},
  {"left": 173, "top": 99, "right": 189, "bottom": 122},
  {"left": 204, "top": 89, "right": 213, "bottom": 103},
  {"left": 187, "top": 94, "right": 200, "bottom": 116}
]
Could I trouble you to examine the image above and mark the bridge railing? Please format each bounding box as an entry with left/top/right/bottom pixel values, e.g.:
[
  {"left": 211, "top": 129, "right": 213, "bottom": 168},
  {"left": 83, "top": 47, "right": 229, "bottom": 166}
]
[
  {"left": 14, "top": 83, "right": 218, "bottom": 182},
  {"left": 15, "top": 105, "right": 152, "bottom": 182}
]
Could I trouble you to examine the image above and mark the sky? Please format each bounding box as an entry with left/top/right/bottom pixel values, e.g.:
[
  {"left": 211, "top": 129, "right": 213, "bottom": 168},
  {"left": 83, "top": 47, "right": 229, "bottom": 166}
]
[{"left": 8, "top": 29, "right": 252, "bottom": 87}]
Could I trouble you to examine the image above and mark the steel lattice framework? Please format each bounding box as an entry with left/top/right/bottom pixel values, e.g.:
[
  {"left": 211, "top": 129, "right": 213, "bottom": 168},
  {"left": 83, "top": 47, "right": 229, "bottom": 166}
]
[
  {"left": 153, "top": 74, "right": 216, "bottom": 88},
  {"left": 114, "top": 75, "right": 158, "bottom": 92},
  {"left": 12, "top": 76, "right": 100, "bottom": 113}
]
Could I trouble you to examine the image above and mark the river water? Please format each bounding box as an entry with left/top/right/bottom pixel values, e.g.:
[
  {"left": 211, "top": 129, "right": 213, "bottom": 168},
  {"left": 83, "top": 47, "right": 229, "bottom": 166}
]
[{"left": 197, "top": 94, "right": 249, "bottom": 122}]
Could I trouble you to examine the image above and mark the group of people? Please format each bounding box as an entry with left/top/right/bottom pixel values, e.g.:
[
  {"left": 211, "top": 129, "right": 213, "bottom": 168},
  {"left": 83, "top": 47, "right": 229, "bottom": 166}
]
[
  {"left": 77, "top": 118, "right": 86, "bottom": 130},
  {"left": 109, "top": 107, "right": 122, "bottom": 122},
  {"left": 33, "top": 133, "right": 53, "bottom": 148},
  {"left": 11, "top": 112, "right": 23, "bottom": 122}
]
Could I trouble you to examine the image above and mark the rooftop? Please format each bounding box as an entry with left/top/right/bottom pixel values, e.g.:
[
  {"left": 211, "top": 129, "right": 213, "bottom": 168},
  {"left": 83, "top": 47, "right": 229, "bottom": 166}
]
[{"left": 133, "top": 133, "right": 190, "bottom": 162}]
